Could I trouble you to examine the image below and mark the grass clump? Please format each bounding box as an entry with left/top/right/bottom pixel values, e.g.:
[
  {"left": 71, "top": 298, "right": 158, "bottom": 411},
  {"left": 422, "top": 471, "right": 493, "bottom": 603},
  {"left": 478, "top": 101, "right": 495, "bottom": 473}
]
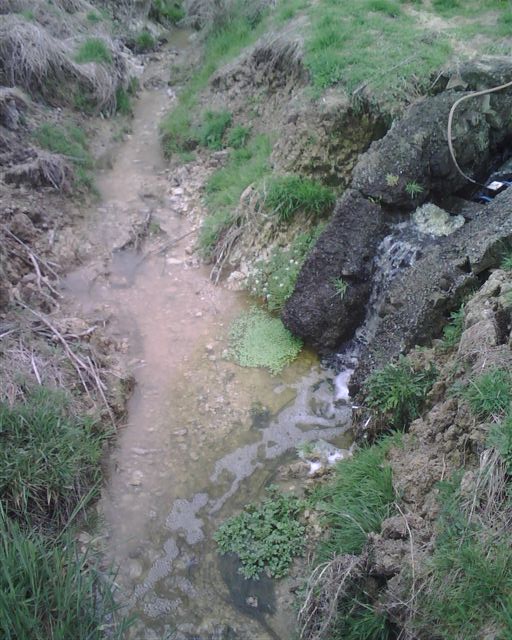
[
  {"left": 415, "top": 476, "right": 512, "bottom": 640},
  {"left": 150, "top": 0, "right": 185, "bottom": 24},
  {"left": 488, "top": 414, "right": 512, "bottom": 473},
  {"left": 33, "top": 122, "right": 93, "bottom": 189},
  {"left": 75, "top": 38, "right": 112, "bottom": 65},
  {"left": 262, "top": 174, "right": 335, "bottom": 222},
  {"left": 0, "top": 511, "right": 131, "bottom": 640},
  {"left": 461, "top": 368, "right": 512, "bottom": 420},
  {"left": 365, "top": 357, "right": 437, "bottom": 431},
  {"left": 196, "top": 110, "right": 232, "bottom": 150},
  {"left": 86, "top": 10, "right": 102, "bottom": 23},
  {"left": 247, "top": 227, "right": 323, "bottom": 312},
  {"left": 0, "top": 388, "right": 106, "bottom": 526},
  {"left": 199, "top": 135, "right": 271, "bottom": 257},
  {"left": 312, "top": 436, "right": 397, "bottom": 559},
  {"left": 227, "top": 307, "right": 303, "bottom": 375},
  {"left": 134, "top": 30, "right": 156, "bottom": 53},
  {"left": 500, "top": 249, "right": 512, "bottom": 271},
  {"left": 115, "top": 87, "right": 132, "bottom": 115},
  {"left": 227, "top": 124, "right": 251, "bottom": 149},
  {"left": 214, "top": 486, "right": 305, "bottom": 579},
  {"left": 440, "top": 304, "right": 465, "bottom": 349}
]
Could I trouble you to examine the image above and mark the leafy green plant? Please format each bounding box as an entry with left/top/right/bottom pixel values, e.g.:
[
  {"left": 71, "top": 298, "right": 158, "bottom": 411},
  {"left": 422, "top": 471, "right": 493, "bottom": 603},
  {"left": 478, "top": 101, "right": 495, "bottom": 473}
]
[
  {"left": 227, "top": 307, "right": 303, "bottom": 375},
  {"left": 263, "top": 175, "right": 335, "bottom": 222},
  {"left": 365, "top": 357, "right": 437, "bottom": 430},
  {"left": 33, "top": 122, "right": 93, "bottom": 190},
  {"left": 405, "top": 180, "right": 425, "bottom": 198},
  {"left": 214, "top": 486, "right": 306, "bottom": 579},
  {"left": 247, "top": 228, "right": 322, "bottom": 312},
  {"left": 135, "top": 30, "right": 156, "bottom": 52},
  {"left": 75, "top": 38, "right": 112, "bottom": 64},
  {"left": 500, "top": 249, "right": 512, "bottom": 271},
  {"left": 227, "top": 124, "right": 251, "bottom": 149},
  {"left": 0, "top": 388, "right": 107, "bottom": 526},
  {"left": 385, "top": 173, "right": 399, "bottom": 187},
  {"left": 331, "top": 277, "right": 348, "bottom": 300},
  {"left": 0, "top": 510, "right": 131, "bottom": 640},
  {"left": 440, "top": 304, "right": 465, "bottom": 349},
  {"left": 461, "top": 368, "right": 512, "bottom": 420},
  {"left": 312, "top": 436, "right": 398, "bottom": 558},
  {"left": 196, "top": 110, "right": 232, "bottom": 150}
]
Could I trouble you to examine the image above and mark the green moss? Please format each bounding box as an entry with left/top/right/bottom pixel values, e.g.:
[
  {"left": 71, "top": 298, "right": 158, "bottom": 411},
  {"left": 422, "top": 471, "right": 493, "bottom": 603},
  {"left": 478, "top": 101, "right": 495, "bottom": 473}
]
[{"left": 227, "top": 308, "right": 302, "bottom": 375}]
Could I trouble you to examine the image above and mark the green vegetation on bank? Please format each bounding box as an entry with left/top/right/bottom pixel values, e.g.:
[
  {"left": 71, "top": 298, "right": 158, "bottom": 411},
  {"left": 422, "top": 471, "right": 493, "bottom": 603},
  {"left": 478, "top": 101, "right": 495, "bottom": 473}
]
[
  {"left": 75, "top": 38, "right": 112, "bottom": 65},
  {"left": 214, "top": 486, "right": 306, "bottom": 579},
  {"left": 0, "top": 389, "right": 129, "bottom": 638},
  {"left": 150, "top": 0, "right": 185, "bottom": 25},
  {"left": 33, "top": 122, "right": 94, "bottom": 189},
  {"left": 365, "top": 356, "right": 437, "bottom": 430},
  {"left": 262, "top": 175, "right": 335, "bottom": 222},
  {"left": 227, "top": 307, "right": 303, "bottom": 375}
]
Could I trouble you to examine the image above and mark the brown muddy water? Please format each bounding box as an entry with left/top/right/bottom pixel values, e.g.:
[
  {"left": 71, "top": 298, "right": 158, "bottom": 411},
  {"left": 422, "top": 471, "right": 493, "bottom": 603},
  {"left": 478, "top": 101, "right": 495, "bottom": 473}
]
[{"left": 63, "top": 32, "right": 352, "bottom": 640}]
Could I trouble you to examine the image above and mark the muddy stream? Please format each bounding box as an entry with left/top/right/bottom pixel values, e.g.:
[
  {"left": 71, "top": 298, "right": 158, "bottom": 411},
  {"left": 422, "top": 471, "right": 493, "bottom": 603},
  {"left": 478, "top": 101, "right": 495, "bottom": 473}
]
[{"left": 63, "top": 32, "right": 351, "bottom": 640}]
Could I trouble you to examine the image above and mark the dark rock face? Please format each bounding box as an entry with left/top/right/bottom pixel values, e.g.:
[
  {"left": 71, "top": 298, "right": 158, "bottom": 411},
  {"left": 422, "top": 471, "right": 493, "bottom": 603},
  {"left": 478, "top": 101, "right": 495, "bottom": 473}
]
[
  {"left": 284, "top": 57, "right": 512, "bottom": 354},
  {"left": 282, "top": 190, "right": 384, "bottom": 352},
  {"left": 351, "top": 188, "right": 512, "bottom": 391}
]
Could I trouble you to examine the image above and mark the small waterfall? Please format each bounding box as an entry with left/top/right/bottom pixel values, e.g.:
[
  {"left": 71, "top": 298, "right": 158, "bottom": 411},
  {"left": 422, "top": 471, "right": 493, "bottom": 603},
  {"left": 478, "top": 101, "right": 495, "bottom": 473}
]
[{"left": 334, "top": 222, "right": 423, "bottom": 398}]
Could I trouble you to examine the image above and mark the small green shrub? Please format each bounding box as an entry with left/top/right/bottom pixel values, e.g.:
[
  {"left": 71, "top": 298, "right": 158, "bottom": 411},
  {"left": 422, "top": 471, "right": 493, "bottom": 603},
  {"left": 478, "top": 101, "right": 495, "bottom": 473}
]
[
  {"left": 263, "top": 175, "right": 335, "bottom": 222},
  {"left": 227, "top": 307, "right": 303, "bottom": 375},
  {"left": 214, "top": 486, "right": 306, "bottom": 579},
  {"left": 0, "top": 389, "right": 107, "bottom": 526},
  {"left": 75, "top": 38, "right": 112, "bottom": 64},
  {"left": 0, "top": 511, "right": 131, "bottom": 640},
  {"left": 135, "top": 30, "right": 156, "bottom": 52},
  {"left": 247, "top": 228, "right": 322, "bottom": 312},
  {"left": 33, "top": 123, "right": 93, "bottom": 190},
  {"left": 331, "top": 276, "right": 348, "bottom": 300},
  {"left": 227, "top": 125, "right": 251, "bottom": 149},
  {"left": 405, "top": 180, "right": 425, "bottom": 198},
  {"left": 313, "top": 436, "right": 398, "bottom": 558},
  {"left": 365, "top": 357, "right": 437, "bottom": 430},
  {"left": 462, "top": 368, "right": 512, "bottom": 420},
  {"left": 197, "top": 110, "right": 232, "bottom": 150},
  {"left": 150, "top": 0, "right": 185, "bottom": 24}
]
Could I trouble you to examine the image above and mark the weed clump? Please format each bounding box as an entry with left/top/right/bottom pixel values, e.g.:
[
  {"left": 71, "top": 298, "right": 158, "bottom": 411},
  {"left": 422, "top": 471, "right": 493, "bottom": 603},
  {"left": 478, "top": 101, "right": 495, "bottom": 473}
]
[
  {"left": 440, "top": 304, "right": 465, "bottom": 349},
  {"left": 227, "top": 124, "right": 251, "bottom": 149},
  {"left": 197, "top": 109, "right": 232, "bottom": 150},
  {"left": 247, "top": 228, "right": 323, "bottom": 312},
  {"left": 134, "top": 30, "right": 156, "bottom": 53},
  {"left": 461, "top": 368, "right": 512, "bottom": 420},
  {"left": 262, "top": 175, "right": 334, "bottom": 222},
  {"left": 214, "top": 486, "right": 305, "bottom": 579},
  {"left": 227, "top": 307, "right": 302, "bottom": 375},
  {"left": 75, "top": 38, "right": 112, "bottom": 65},
  {"left": 365, "top": 357, "right": 437, "bottom": 431},
  {"left": 150, "top": 0, "right": 185, "bottom": 24}
]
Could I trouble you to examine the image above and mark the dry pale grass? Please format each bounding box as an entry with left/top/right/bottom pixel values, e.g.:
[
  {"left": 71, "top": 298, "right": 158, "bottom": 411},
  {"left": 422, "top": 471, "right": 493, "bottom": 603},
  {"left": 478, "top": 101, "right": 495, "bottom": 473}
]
[
  {"left": 0, "top": 16, "right": 126, "bottom": 114},
  {"left": 4, "top": 150, "right": 74, "bottom": 191}
]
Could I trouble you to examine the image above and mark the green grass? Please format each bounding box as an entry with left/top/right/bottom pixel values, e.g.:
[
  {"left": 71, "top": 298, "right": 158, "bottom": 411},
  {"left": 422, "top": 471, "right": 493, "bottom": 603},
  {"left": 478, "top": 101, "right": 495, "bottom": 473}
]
[
  {"left": 115, "top": 87, "right": 132, "bottom": 115},
  {"left": 33, "top": 122, "right": 93, "bottom": 190},
  {"left": 262, "top": 175, "right": 335, "bottom": 222},
  {"left": 247, "top": 227, "right": 323, "bottom": 312},
  {"left": 440, "top": 304, "right": 465, "bottom": 349},
  {"left": 86, "top": 10, "right": 102, "bottom": 23},
  {"left": 196, "top": 110, "right": 232, "bottom": 150},
  {"left": 227, "top": 307, "right": 303, "bottom": 375},
  {"left": 0, "top": 389, "right": 107, "bottom": 527},
  {"left": 415, "top": 475, "right": 512, "bottom": 640},
  {"left": 312, "top": 436, "right": 398, "bottom": 559},
  {"left": 149, "top": 0, "right": 185, "bottom": 24},
  {"left": 488, "top": 414, "right": 512, "bottom": 473},
  {"left": 135, "top": 30, "right": 156, "bottom": 53},
  {"left": 500, "top": 249, "right": 512, "bottom": 271},
  {"left": 461, "top": 368, "right": 512, "bottom": 420},
  {"left": 199, "top": 134, "right": 271, "bottom": 257},
  {"left": 75, "top": 38, "right": 112, "bottom": 65},
  {"left": 365, "top": 357, "right": 437, "bottom": 431},
  {"left": 227, "top": 124, "right": 251, "bottom": 149},
  {"left": 214, "top": 486, "right": 306, "bottom": 579},
  {"left": 0, "top": 510, "right": 131, "bottom": 640}
]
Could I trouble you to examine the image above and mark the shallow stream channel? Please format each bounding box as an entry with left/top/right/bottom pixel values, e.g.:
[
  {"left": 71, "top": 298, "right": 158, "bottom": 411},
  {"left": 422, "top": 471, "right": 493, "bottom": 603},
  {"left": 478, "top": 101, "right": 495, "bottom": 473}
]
[{"left": 62, "top": 32, "right": 352, "bottom": 640}]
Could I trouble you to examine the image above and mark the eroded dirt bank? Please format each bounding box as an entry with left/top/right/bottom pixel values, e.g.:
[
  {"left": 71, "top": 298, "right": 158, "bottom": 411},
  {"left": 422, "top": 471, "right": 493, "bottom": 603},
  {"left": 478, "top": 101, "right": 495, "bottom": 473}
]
[{"left": 63, "top": 33, "right": 351, "bottom": 639}]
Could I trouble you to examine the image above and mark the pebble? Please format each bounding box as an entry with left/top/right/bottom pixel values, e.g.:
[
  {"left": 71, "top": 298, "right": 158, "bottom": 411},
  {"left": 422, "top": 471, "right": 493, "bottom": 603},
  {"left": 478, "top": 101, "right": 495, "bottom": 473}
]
[
  {"left": 129, "top": 470, "right": 144, "bottom": 486},
  {"left": 195, "top": 311, "right": 203, "bottom": 318}
]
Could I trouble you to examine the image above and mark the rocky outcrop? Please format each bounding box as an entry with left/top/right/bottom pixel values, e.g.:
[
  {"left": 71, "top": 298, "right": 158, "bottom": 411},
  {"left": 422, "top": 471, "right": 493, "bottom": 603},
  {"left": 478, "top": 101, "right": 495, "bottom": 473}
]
[
  {"left": 282, "top": 190, "right": 385, "bottom": 352},
  {"left": 284, "top": 57, "right": 512, "bottom": 354}
]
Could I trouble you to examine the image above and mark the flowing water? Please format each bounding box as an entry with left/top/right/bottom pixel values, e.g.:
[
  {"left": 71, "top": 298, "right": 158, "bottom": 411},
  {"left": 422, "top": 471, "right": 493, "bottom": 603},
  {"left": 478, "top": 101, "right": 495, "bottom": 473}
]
[{"left": 63, "top": 32, "right": 351, "bottom": 639}]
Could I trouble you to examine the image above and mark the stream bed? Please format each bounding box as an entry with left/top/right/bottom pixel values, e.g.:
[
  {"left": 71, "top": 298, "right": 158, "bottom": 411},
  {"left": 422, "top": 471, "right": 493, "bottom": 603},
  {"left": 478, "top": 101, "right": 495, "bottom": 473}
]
[{"left": 63, "top": 31, "right": 352, "bottom": 640}]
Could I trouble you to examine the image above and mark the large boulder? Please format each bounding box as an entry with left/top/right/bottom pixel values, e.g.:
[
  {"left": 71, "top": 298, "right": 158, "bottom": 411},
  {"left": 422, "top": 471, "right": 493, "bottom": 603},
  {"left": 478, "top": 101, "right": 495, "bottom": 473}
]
[{"left": 282, "top": 189, "right": 385, "bottom": 352}]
